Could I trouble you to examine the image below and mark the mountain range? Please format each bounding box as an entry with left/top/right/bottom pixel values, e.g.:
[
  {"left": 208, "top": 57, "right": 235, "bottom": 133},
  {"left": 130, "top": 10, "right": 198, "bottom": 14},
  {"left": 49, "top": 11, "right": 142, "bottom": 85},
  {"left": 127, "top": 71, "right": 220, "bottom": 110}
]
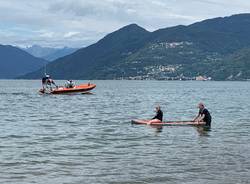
[
  {"left": 4, "top": 13, "right": 250, "bottom": 80},
  {"left": 0, "top": 45, "right": 48, "bottom": 79},
  {"left": 23, "top": 45, "right": 78, "bottom": 61}
]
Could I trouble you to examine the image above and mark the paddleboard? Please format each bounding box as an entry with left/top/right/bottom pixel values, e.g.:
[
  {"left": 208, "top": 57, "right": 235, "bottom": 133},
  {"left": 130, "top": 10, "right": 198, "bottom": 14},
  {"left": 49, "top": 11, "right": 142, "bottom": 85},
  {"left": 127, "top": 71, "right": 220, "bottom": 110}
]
[{"left": 131, "top": 119, "right": 206, "bottom": 126}]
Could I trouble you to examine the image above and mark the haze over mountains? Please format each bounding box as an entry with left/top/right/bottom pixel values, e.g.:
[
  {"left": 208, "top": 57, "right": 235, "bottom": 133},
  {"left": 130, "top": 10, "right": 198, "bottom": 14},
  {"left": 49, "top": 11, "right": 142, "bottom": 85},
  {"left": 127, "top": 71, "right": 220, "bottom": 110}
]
[
  {"left": 0, "top": 44, "right": 78, "bottom": 79},
  {"left": 23, "top": 45, "right": 78, "bottom": 61},
  {"left": 1, "top": 14, "right": 250, "bottom": 80}
]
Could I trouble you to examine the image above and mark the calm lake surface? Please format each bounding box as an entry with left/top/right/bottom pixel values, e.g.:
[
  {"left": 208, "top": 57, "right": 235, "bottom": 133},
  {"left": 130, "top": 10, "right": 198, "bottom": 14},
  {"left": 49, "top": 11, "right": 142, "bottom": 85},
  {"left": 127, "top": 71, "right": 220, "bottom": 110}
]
[{"left": 0, "top": 80, "right": 249, "bottom": 184}]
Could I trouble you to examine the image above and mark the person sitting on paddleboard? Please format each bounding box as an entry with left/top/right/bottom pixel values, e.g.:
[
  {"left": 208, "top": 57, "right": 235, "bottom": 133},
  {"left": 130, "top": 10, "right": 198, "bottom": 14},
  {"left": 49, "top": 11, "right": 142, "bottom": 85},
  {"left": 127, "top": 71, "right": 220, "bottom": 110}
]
[
  {"left": 194, "top": 102, "right": 212, "bottom": 127},
  {"left": 148, "top": 106, "right": 163, "bottom": 124}
]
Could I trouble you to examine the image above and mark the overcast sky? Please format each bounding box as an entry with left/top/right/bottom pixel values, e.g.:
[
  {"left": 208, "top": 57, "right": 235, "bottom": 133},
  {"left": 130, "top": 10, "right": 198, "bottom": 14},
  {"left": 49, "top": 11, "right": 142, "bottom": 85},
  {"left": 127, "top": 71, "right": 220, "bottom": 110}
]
[{"left": 0, "top": 0, "right": 250, "bottom": 48}]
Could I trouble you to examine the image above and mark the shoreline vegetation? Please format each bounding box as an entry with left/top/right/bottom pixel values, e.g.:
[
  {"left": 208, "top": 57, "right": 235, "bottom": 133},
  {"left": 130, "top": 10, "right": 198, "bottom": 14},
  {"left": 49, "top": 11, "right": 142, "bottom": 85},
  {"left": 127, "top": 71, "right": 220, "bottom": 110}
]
[
  {"left": 7, "top": 78, "right": 250, "bottom": 81},
  {"left": 118, "top": 75, "right": 212, "bottom": 81}
]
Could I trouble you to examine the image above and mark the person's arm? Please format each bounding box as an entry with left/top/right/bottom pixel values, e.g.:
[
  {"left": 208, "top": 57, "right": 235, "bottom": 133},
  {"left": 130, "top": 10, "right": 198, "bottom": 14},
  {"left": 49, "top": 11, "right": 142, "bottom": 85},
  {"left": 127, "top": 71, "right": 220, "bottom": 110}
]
[
  {"left": 52, "top": 80, "right": 58, "bottom": 88},
  {"left": 152, "top": 112, "right": 158, "bottom": 120},
  {"left": 198, "top": 114, "right": 205, "bottom": 122},
  {"left": 193, "top": 113, "right": 200, "bottom": 121}
]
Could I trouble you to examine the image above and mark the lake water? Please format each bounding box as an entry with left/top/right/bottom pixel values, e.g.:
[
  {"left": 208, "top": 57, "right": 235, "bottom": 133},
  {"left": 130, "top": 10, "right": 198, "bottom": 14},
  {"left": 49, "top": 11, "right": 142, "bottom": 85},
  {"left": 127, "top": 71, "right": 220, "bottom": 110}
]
[{"left": 0, "top": 80, "right": 249, "bottom": 184}]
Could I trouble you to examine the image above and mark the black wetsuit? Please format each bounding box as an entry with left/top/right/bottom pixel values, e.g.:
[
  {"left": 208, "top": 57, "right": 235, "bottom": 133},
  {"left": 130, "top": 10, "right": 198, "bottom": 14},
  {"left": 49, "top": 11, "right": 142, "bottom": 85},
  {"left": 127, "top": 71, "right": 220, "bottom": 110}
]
[
  {"left": 42, "top": 77, "right": 49, "bottom": 84},
  {"left": 199, "top": 108, "right": 212, "bottom": 127},
  {"left": 152, "top": 110, "right": 163, "bottom": 121}
]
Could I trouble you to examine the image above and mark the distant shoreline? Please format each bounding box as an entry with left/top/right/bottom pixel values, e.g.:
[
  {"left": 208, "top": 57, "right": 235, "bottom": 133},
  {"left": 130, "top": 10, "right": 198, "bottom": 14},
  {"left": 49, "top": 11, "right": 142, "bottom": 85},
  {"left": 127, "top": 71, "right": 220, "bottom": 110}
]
[{"left": 1, "top": 79, "right": 250, "bottom": 82}]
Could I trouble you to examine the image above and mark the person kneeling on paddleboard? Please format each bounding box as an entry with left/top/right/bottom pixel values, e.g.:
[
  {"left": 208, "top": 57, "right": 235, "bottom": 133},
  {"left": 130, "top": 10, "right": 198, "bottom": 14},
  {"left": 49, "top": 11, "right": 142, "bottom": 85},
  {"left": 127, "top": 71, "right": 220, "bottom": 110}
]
[
  {"left": 194, "top": 102, "right": 212, "bottom": 127},
  {"left": 148, "top": 106, "right": 163, "bottom": 125}
]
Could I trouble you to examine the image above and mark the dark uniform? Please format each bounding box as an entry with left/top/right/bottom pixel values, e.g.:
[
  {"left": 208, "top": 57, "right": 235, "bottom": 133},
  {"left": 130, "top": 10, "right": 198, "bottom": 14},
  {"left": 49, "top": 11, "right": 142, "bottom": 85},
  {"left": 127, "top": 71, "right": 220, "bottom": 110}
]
[
  {"left": 42, "top": 76, "right": 49, "bottom": 84},
  {"left": 199, "top": 108, "right": 212, "bottom": 127},
  {"left": 152, "top": 110, "right": 163, "bottom": 121}
]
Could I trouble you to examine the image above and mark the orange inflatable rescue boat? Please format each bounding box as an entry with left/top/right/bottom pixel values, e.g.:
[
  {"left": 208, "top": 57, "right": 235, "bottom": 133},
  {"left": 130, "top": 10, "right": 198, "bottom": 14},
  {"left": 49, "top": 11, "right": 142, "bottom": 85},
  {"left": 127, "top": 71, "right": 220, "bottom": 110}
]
[{"left": 39, "top": 83, "right": 96, "bottom": 94}]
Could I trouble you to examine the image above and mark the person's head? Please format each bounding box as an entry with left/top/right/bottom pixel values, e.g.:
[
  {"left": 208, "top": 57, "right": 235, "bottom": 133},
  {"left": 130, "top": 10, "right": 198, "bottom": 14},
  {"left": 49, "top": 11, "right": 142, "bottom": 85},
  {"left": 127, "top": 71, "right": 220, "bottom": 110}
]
[
  {"left": 46, "top": 74, "right": 50, "bottom": 78},
  {"left": 198, "top": 102, "right": 205, "bottom": 110},
  {"left": 155, "top": 105, "right": 161, "bottom": 112}
]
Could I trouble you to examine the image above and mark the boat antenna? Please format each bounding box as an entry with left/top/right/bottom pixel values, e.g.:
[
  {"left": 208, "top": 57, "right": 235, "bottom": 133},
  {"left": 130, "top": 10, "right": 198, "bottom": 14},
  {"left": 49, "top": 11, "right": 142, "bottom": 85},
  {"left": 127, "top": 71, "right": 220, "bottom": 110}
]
[{"left": 44, "top": 64, "right": 47, "bottom": 76}]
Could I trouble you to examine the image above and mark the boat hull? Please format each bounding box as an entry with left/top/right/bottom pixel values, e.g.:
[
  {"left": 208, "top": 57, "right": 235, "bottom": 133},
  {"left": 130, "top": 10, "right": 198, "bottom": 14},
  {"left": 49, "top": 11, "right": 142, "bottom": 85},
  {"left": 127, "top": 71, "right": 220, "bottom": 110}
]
[
  {"left": 39, "top": 84, "right": 96, "bottom": 94},
  {"left": 131, "top": 119, "right": 206, "bottom": 126}
]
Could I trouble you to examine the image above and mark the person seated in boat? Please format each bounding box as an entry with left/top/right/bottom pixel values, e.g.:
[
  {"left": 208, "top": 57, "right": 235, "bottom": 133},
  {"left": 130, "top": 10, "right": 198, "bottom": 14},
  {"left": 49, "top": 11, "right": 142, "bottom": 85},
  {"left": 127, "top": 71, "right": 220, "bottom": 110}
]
[
  {"left": 65, "top": 80, "right": 75, "bottom": 88},
  {"left": 147, "top": 106, "right": 163, "bottom": 125},
  {"left": 194, "top": 102, "right": 212, "bottom": 127}
]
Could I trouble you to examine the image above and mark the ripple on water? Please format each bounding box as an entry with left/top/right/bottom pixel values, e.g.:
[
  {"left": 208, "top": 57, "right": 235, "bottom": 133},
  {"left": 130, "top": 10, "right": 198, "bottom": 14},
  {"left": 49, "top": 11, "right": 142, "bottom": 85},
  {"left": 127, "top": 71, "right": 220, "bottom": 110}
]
[{"left": 0, "top": 80, "right": 250, "bottom": 184}]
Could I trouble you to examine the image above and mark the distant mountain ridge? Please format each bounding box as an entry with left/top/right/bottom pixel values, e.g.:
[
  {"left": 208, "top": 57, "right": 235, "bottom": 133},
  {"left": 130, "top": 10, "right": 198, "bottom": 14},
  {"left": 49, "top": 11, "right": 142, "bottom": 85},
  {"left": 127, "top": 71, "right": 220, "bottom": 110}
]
[
  {"left": 0, "top": 45, "right": 48, "bottom": 79},
  {"left": 44, "top": 47, "right": 78, "bottom": 61},
  {"left": 23, "top": 45, "right": 78, "bottom": 61},
  {"left": 19, "top": 13, "right": 250, "bottom": 80}
]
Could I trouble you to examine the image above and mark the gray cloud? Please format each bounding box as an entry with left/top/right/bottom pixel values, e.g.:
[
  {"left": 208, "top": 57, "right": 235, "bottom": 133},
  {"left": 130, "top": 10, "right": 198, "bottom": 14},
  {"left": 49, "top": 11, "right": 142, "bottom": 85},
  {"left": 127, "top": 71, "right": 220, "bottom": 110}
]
[{"left": 0, "top": 0, "right": 250, "bottom": 48}]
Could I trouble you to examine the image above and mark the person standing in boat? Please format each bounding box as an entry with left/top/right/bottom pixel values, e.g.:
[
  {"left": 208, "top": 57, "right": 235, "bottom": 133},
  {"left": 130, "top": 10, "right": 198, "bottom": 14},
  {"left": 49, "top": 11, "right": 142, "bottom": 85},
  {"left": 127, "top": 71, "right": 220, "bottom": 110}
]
[
  {"left": 148, "top": 106, "right": 163, "bottom": 124},
  {"left": 194, "top": 102, "right": 212, "bottom": 127},
  {"left": 42, "top": 75, "right": 49, "bottom": 90},
  {"left": 42, "top": 75, "right": 57, "bottom": 90}
]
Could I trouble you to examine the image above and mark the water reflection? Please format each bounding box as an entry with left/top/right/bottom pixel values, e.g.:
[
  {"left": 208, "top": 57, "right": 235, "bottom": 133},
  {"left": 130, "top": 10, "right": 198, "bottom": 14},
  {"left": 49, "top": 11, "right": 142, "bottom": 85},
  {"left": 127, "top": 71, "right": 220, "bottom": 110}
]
[
  {"left": 0, "top": 80, "right": 249, "bottom": 184},
  {"left": 81, "top": 92, "right": 94, "bottom": 95},
  {"left": 147, "top": 124, "right": 211, "bottom": 137},
  {"left": 195, "top": 126, "right": 211, "bottom": 136},
  {"left": 149, "top": 124, "right": 163, "bottom": 135}
]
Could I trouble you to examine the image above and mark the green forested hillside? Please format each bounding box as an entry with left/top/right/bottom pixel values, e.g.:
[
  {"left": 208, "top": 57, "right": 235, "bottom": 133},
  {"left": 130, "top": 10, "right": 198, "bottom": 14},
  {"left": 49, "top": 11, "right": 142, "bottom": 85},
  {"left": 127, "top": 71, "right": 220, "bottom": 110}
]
[{"left": 21, "top": 14, "right": 250, "bottom": 80}]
